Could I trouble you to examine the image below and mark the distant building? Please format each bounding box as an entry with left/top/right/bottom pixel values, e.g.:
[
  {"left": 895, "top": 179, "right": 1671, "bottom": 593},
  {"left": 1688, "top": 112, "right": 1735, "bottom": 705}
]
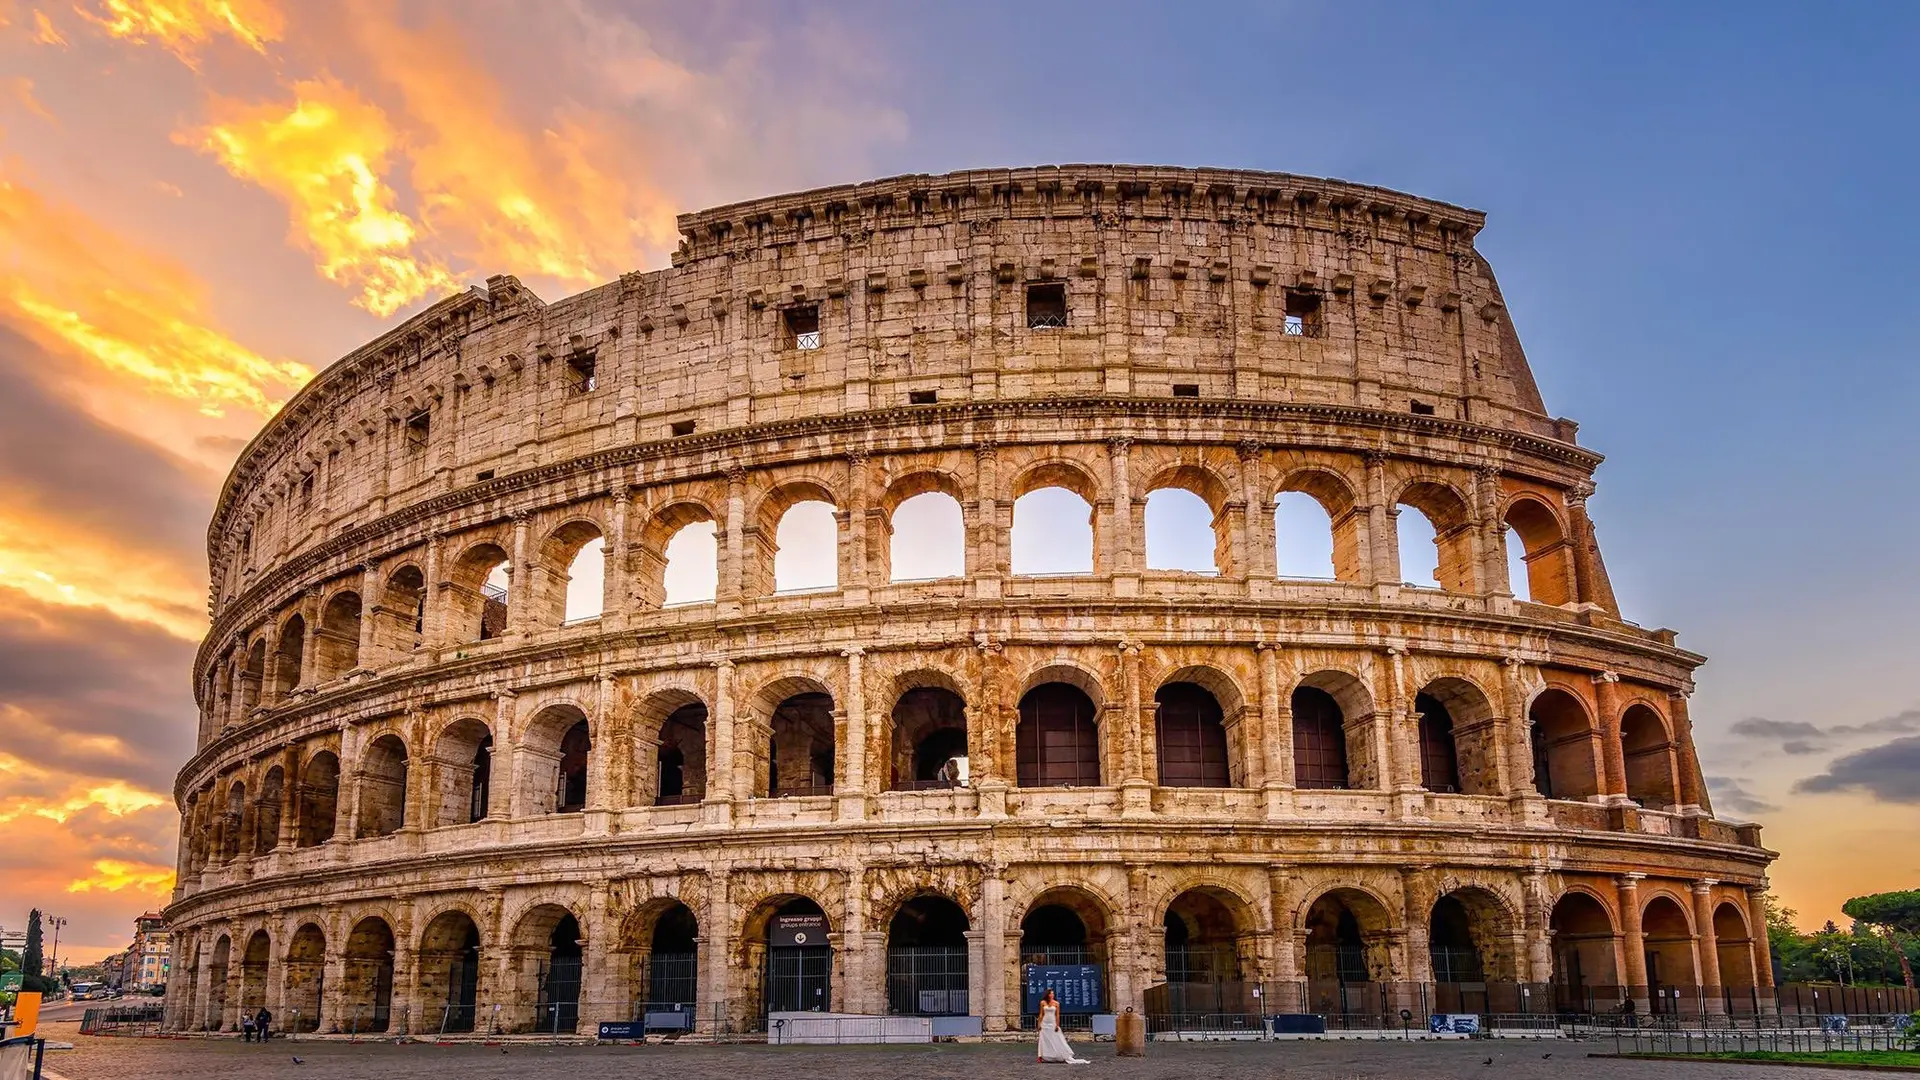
[
  {"left": 128, "top": 912, "right": 170, "bottom": 990},
  {"left": 101, "top": 950, "right": 129, "bottom": 988}
]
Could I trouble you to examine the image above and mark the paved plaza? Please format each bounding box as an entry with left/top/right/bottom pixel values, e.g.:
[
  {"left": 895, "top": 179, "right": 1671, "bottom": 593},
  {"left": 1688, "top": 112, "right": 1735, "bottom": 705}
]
[{"left": 36, "top": 1024, "right": 1879, "bottom": 1080}]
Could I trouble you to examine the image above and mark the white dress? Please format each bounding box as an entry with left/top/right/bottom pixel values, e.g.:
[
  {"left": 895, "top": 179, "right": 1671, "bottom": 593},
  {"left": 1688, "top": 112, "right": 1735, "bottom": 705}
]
[{"left": 1037, "top": 1003, "right": 1089, "bottom": 1064}]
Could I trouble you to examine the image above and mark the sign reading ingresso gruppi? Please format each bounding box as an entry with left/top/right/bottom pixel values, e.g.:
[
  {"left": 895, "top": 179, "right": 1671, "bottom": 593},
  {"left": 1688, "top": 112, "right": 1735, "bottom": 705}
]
[{"left": 770, "top": 914, "right": 828, "bottom": 949}]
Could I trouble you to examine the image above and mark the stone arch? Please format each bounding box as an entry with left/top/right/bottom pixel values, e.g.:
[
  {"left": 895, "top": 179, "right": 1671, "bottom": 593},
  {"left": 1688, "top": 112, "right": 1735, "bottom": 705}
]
[
  {"left": 739, "top": 891, "right": 837, "bottom": 1017},
  {"left": 752, "top": 478, "right": 841, "bottom": 596},
  {"left": 1430, "top": 885, "right": 1521, "bottom": 983},
  {"left": 1394, "top": 477, "right": 1477, "bottom": 592},
  {"left": 1713, "top": 901, "right": 1758, "bottom": 987},
  {"left": 1549, "top": 889, "right": 1620, "bottom": 1004},
  {"left": 354, "top": 732, "right": 409, "bottom": 839},
  {"left": 754, "top": 676, "right": 836, "bottom": 798},
  {"left": 1161, "top": 883, "right": 1259, "bottom": 987},
  {"left": 1292, "top": 669, "right": 1378, "bottom": 790},
  {"left": 240, "top": 636, "right": 267, "bottom": 713},
  {"left": 219, "top": 779, "right": 246, "bottom": 861},
  {"left": 620, "top": 897, "right": 700, "bottom": 1011},
  {"left": 883, "top": 891, "right": 972, "bottom": 1016},
  {"left": 295, "top": 749, "right": 339, "bottom": 847},
  {"left": 1415, "top": 675, "right": 1502, "bottom": 796},
  {"left": 522, "top": 702, "right": 593, "bottom": 815},
  {"left": 635, "top": 499, "right": 720, "bottom": 608},
  {"left": 238, "top": 928, "right": 272, "bottom": 1020},
  {"left": 506, "top": 901, "right": 586, "bottom": 1033},
  {"left": 204, "top": 933, "right": 230, "bottom": 1030},
  {"left": 634, "top": 687, "right": 707, "bottom": 807},
  {"left": 446, "top": 540, "right": 512, "bottom": 643},
  {"left": 1621, "top": 702, "right": 1679, "bottom": 809},
  {"left": 417, "top": 905, "right": 484, "bottom": 1033},
  {"left": 534, "top": 516, "right": 607, "bottom": 626},
  {"left": 875, "top": 470, "right": 968, "bottom": 584},
  {"left": 1019, "top": 884, "right": 1116, "bottom": 1011},
  {"left": 341, "top": 915, "right": 396, "bottom": 1033},
  {"left": 1016, "top": 676, "right": 1102, "bottom": 788},
  {"left": 371, "top": 563, "right": 426, "bottom": 660},
  {"left": 1300, "top": 885, "right": 1397, "bottom": 1005},
  {"left": 1504, "top": 493, "right": 1574, "bottom": 606},
  {"left": 1274, "top": 463, "right": 1363, "bottom": 581},
  {"left": 888, "top": 682, "right": 969, "bottom": 790},
  {"left": 1530, "top": 686, "right": 1601, "bottom": 800},
  {"left": 272, "top": 612, "right": 305, "bottom": 697},
  {"left": 1641, "top": 892, "right": 1697, "bottom": 992},
  {"left": 1011, "top": 459, "right": 1101, "bottom": 576},
  {"left": 283, "top": 923, "right": 325, "bottom": 1032},
  {"left": 1143, "top": 463, "right": 1236, "bottom": 576},
  {"left": 1152, "top": 677, "right": 1235, "bottom": 788},
  {"left": 430, "top": 717, "right": 494, "bottom": 826},
  {"left": 315, "top": 590, "right": 362, "bottom": 680},
  {"left": 252, "top": 765, "right": 284, "bottom": 855}
]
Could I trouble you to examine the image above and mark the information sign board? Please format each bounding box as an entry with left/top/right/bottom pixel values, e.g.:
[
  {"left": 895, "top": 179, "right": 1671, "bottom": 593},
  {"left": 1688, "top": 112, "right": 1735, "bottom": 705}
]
[{"left": 1022, "top": 964, "right": 1102, "bottom": 1014}]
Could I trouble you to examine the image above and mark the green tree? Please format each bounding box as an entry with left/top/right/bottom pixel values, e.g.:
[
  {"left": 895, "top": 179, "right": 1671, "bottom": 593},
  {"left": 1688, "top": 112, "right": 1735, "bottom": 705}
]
[
  {"left": 1842, "top": 890, "right": 1920, "bottom": 989},
  {"left": 19, "top": 909, "right": 51, "bottom": 993}
]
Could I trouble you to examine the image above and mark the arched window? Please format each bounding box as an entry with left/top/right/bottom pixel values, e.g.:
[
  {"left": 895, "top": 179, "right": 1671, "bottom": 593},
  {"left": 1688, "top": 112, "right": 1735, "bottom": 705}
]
[
  {"left": 355, "top": 734, "right": 408, "bottom": 838},
  {"left": 296, "top": 752, "right": 338, "bottom": 847},
  {"left": 273, "top": 615, "right": 305, "bottom": 696},
  {"left": 1415, "top": 692, "right": 1462, "bottom": 794},
  {"left": 253, "top": 767, "right": 283, "bottom": 855},
  {"left": 468, "top": 735, "right": 492, "bottom": 822},
  {"left": 1529, "top": 689, "right": 1600, "bottom": 800},
  {"left": 315, "top": 592, "right": 361, "bottom": 679},
  {"left": 1274, "top": 492, "right": 1337, "bottom": 579},
  {"left": 767, "top": 692, "right": 835, "bottom": 797},
  {"left": 656, "top": 703, "right": 707, "bottom": 805},
  {"left": 1291, "top": 686, "right": 1350, "bottom": 790},
  {"left": 1016, "top": 683, "right": 1101, "bottom": 787},
  {"left": 557, "top": 720, "right": 591, "bottom": 813},
  {"left": 889, "top": 492, "right": 965, "bottom": 581},
  {"left": 1621, "top": 704, "right": 1678, "bottom": 809},
  {"left": 1504, "top": 497, "right": 1574, "bottom": 606},
  {"left": 563, "top": 537, "right": 605, "bottom": 622},
  {"left": 1011, "top": 488, "right": 1094, "bottom": 575},
  {"left": 1395, "top": 505, "right": 1442, "bottom": 588},
  {"left": 890, "top": 686, "right": 968, "bottom": 790},
  {"left": 1154, "top": 682, "right": 1230, "bottom": 788},
  {"left": 773, "top": 501, "right": 838, "bottom": 592},
  {"left": 375, "top": 565, "right": 426, "bottom": 657},
  {"left": 885, "top": 896, "right": 970, "bottom": 1016},
  {"left": 1397, "top": 481, "right": 1477, "bottom": 592},
  {"left": 663, "top": 520, "right": 719, "bottom": 604},
  {"left": 1429, "top": 895, "right": 1487, "bottom": 983},
  {"left": 1505, "top": 527, "right": 1533, "bottom": 602},
  {"left": 1144, "top": 488, "right": 1218, "bottom": 573}
]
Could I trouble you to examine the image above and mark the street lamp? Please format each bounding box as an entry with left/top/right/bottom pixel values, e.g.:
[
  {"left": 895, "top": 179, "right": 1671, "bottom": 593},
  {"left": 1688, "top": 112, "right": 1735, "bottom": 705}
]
[{"left": 46, "top": 917, "right": 67, "bottom": 978}]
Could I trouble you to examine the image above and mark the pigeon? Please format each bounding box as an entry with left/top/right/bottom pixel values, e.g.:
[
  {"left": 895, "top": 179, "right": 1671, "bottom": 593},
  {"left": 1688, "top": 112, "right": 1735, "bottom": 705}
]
[
  {"left": 1542, "top": 1052, "right": 1553, "bottom": 1059},
  {"left": 291, "top": 1056, "right": 304, "bottom": 1065},
  {"left": 500, "top": 1047, "right": 510, "bottom": 1055},
  {"left": 1482, "top": 1058, "right": 1493, "bottom": 1066}
]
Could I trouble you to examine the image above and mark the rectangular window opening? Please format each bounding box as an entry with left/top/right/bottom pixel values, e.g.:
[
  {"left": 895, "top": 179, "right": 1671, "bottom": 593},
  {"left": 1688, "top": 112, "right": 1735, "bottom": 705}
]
[
  {"left": 1171, "top": 383, "right": 1200, "bottom": 398},
  {"left": 670, "top": 419, "right": 697, "bottom": 437},
  {"left": 475, "top": 469, "right": 495, "bottom": 482},
  {"left": 784, "top": 305, "right": 821, "bottom": 351},
  {"left": 1411, "top": 400, "right": 1436, "bottom": 416},
  {"left": 908, "top": 389, "right": 938, "bottom": 405},
  {"left": 1283, "top": 289, "right": 1323, "bottom": 337},
  {"left": 405, "top": 409, "right": 431, "bottom": 450},
  {"left": 565, "top": 350, "right": 597, "bottom": 394},
  {"left": 1026, "top": 282, "right": 1067, "bottom": 329},
  {"left": 299, "top": 474, "right": 314, "bottom": 509}
]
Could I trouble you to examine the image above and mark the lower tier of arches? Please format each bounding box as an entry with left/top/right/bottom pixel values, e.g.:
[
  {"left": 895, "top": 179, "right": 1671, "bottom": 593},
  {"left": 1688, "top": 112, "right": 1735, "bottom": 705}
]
[{"left": 163, "top": 854, "right": 1770, "bottom": 1035}]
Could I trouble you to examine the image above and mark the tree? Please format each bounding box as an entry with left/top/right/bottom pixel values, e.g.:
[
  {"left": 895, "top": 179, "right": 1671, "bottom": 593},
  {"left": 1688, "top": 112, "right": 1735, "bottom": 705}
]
[
  {"left": 20, "top": 909, "right": 52, "bottom": 994},
  {"left": 1842, "top": 890, "right": 1920, "bottom": 989}
]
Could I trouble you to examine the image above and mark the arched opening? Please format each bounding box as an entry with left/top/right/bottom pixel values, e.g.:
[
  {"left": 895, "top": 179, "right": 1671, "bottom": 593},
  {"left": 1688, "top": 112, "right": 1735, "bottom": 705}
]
[
  {"left": 1504, "top": 497, "right": 1574, "bottom": 606},
  {"left": 253, "top": 766, "right": 284, "bottom": 855},
  {"left": 635, "top": 902, "right": 699, "bottom": 1012},
  {"left": 431, "top": 719, "right": 493, "bottom": 827},
  {"left": 535, "top": 911, "right": 585, "bottom": 1034},
  {"left": 565, "top": 536, "right": 606, "bottom": 623},
  {"left": 354, "top": 734, "right": 409, "bottom": 839},
  {"left": 418, "top": 910, "right": 481, "bottom": 1033},
  {"left": 1642, "top": 896, "right": 1696, "bottom": 1003},
  {"left": 757, "top": 897, "right": 833, "bottom": 1015},
  {"left": 655, "top": 703, "right": 708, "bottom": 806},
  {"left": 1164, "top": 888, "right": 1245, "bottom": 985},
  {"left": 767, "top": 691, "right": 835, "bottom": 797},
  {"left": 342, "top": 916, "right": 395, "bottom": 1033},
  {"left": 890, "top": 686, "right": 968, "bottom": 790},
  {"left": 1017, "top": 683, "right": 1101, "bottom": 788},
  {"left": 220, "top": 781, "right": 245, "bottom": 861},
  {"left": 1273, "top": 491, "right": 1336, "bottom": 579},
  {"left": 1012, "top": 464, "right": 1098, "bottom": 576},
  {"left": 273, "top": 614, "right": 305, "bottom": 697},
  {"left": 662, "top": 520, "right": 719, "bottom": 605},
  {"left": 1549, "top": 892, "right": 1619, "bottom": 1010},
  {"left": 888, "top": 491, "right": 966, "bottom": 581},
  {"left": 315, "top": 592, "right": 362, "bottom": 680},
  {"left": 1621, "top": 704, "right": 1678, "bottom": 809},
  {"left": 1397, "top": 481, "right": 1477, "bottom": 592},
  {"left": 1530, "top": 689, "right": 1601, "bottom": 800},
  {"left": 521, "top": 705, "right": 591, "bottom": 815},
  {"left": 885, "top": 895, "right": 970, "bottom": 1016},
  {"left": 1144, "top": 487, "right": 1219, "bottom": 574},
  {"left": 284, "top": 924, "right": 325, "bottom": 1032},
  {"left": 373, "top": 564, "right": 426, "bottom": 659},
  {"left": 1430, "top": 888, "right": 1519, "bottom": 1013},
  {"left": 1020, "top": 888, "right": 1112, "bottom": 1014},
  {"left": 1713, "top": 902, "right": 1758, "bottom": 988},
  {"left": 1291, "top": 685, "right": 1352, "bottom": 790},
  {"left": 205, "top": 934, "right": 230, "bottom": 1030},
  {"left": 1429, "top": 896, "right": 1486, "bottom": 983},
  {"left": 239, "top": 929, "right": 271, "bottom": 1020},
  {"left": 773, "top": 501, "right": 839, "bottom": 593},
  {"left": 1415, "top": 692, "right": 1462, "bottom": 794},
  {"left": 528, "top": 520, "right": 605, "bottom": 626},
  {"left": 296, "top": 751, "right": 339, "bottom": 847},
  {"left": 240, "top": 638, "right": 266, "bottom": 714},
  {"left": 1303, "top": 889, "right": 1392, "bottom": 1015},
  {"left": 448, "top": 543, "right": 511, "bottom": 643},
  {"left": 1154, "top": 682, "right": 1230, "bottom": 788}
]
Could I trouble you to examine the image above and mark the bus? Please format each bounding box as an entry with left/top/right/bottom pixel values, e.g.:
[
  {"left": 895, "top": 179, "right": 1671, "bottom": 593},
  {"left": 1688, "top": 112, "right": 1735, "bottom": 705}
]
[{"left": 68, "top": 981, "right": 97, "bottom": 999}]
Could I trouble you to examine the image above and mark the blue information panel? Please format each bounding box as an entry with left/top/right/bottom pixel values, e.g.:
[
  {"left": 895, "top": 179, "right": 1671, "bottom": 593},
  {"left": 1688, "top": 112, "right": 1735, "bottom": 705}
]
[{"left": 1023, "top": 964, "right": 1103, "bottom": 1014}]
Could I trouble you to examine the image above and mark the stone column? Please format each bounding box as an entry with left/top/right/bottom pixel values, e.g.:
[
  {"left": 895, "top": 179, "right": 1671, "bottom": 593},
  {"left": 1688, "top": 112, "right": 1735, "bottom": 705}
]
[
  {"left": 1692, "top": 880, "right": 1723, "bottom": 1011},
  {"left": 1617, "top": 874, "right": 1649, "bottom": 1011},
  {"left": 585, "top": 676, "right": 616, "bottom": 829},
  {"left": 320, "top": 905, "right": 347, "bottom": 1033},
  {"left": 1593, "top": 672, "right": 1629, "bottom": 801},
  {"left": 1238, "top": 441, "right": 1275, "bottom": 585},
  {"left": 1119, "top": 642, "right": 1151, "bottom": 817},
  {"left": 843, "top": 453, "right": 869, "bottom": 596},
  {"left": 507, "top": 511, "right": 533, "bottom": 636},
  {"left": 1476, "top": 466, "right": 1511, "bottom": 597},
  {"left": 700, "top": 869, "right": 732, "bottom": 1034},
  {"left": 718, "top": 466, "right": 747, "bottom": 612},
  {"left": 1502, "top": 657, "right": 1540, "bottom": 796},
  {"left": 1386, "top": 646, "right": 1421, "bottom": 794},
  {"left": 276, "top": 744, "right": 300, "bottom": 850},
  {"left": 971, "top": 444, "right": 1003, "bottom": 596},
  {"left": 980, "top": 867, "right": 1009, "bottom": 1028},
  {"left": 1523, "top": 868, "right": 1554, "bottom": 983},
  {"left": 421, "top": 533, "right": 445, "bottom": 646},
  {"left": 1563, "top": 483, "right": 1620, "bottom": 614},
  {"left": 1364, "top": 452, "right": 1398, "bottom": 587},
  {"left": 838, "top": 647, "right": 869, "bottom": 820},
  {"left": 1669, "top": 692, "right": 1711, "bottom": 813},
  {"left": 1258, "top": 643, "right": 1294, "bottom": 818},
  {"left": 389, "top": 899, "right": 416, "bottom": 1035},
  {"left": 333, "top": 723, "right": 360, "bottom": 841},
  {"left": 1401, "top": 870, "right": 1434, "bottom": 983},
  {"left": 1746, "top": 889, "right": 1775, "bottom": 990},
  {"left": 603, "top": 488, "right": 631, "bottom": 629},
  {"left": 356, "top": 562, "right": 380, "bottom": 666},
  {"left": 487, "top": 692, "right": 516, "bottom": 822},
  {"left": 1107, "top": 437, "right": 1136, "bottom": 581},
  {"left": 297, "top": 589, "right": 322, "bottom": 688},
  {"left": 582, "top": 880, "right": 614, "bottom": 1027}
]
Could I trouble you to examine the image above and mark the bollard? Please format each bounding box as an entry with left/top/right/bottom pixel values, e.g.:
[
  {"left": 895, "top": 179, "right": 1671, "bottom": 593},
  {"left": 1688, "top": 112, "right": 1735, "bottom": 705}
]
[{"left": 1115, "top": 1007, "right": 1146, "bottom": 1057}]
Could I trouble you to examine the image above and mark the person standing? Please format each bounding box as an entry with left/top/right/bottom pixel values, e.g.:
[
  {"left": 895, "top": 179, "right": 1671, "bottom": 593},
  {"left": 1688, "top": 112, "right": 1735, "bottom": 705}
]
[
  {"left": 1035, "top": 989, "right": 1088, "bottom": 1065},
  {"left": 254, "top": 1007, "right": 273, "bottom": 1043}
]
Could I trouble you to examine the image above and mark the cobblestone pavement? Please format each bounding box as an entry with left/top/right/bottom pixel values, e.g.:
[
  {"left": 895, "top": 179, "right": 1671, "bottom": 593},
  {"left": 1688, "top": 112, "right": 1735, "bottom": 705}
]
[{"left": 37, "top": 1024, "right": 1874, "bottom": 1080}]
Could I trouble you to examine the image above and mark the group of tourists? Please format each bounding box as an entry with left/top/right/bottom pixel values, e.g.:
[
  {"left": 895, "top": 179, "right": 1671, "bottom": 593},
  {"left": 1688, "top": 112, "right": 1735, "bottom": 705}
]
[{"left": 239, "top": 1007, "right": 273, "bottom": 1042}]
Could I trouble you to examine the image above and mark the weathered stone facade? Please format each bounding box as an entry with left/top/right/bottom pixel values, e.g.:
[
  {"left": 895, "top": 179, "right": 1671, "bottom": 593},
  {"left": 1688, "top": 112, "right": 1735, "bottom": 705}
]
[{"left": 165, "top": 166, "right": 1771, "bottom": 1036}]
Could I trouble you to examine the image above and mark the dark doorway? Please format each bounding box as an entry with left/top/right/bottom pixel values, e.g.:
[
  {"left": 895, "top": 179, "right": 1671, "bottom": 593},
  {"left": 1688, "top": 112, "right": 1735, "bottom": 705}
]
[
  {"left": 1291, "top": 687, "right": 1350, "bottom": 789},
  {"left": 1416, "top": 692, "right": 1462, "bottom": 793},
  {"left": 1154, "top": 682, "right": 1231, "bottom": 787},
  {"left": 763, "top": 898, "right": 832, "bottom": 1014},
  {"left": 886, "top": 896, "right": 970, "bottom": 1015},
  {"left": 539, "top": 913, "right": 584, "bottom": 1033},
  {"left": 1016, "top": 683, "right": 1101, "bottom": 787}
]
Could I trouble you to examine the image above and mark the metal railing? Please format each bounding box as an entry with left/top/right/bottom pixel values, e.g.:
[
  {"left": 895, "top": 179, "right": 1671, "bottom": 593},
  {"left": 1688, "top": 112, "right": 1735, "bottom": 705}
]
[{"left": 79, "top": 1002, "right": 166, "bottom": 1036}]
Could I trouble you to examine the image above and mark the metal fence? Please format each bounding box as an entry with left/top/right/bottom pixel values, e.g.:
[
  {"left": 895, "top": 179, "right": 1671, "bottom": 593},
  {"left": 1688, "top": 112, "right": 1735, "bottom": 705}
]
[
  {"left": 1607, "top": 1020, "right": 1918, "bottom": 1058},
  {"left": 78, "top": 1003, "right": 166, "bottom": 1036}
]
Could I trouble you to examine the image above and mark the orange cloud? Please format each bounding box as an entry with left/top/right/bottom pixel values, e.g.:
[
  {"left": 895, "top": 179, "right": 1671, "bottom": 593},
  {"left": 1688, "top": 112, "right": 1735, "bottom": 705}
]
[
  {"left": 184, "top": 77, "right": 462, "bottom": 316},
  {"left": 32, "top": 7, "right": 66, "bottom": 45},
  {"left": 4, "top": 75, "right": 53, "bottom": 121},
  {"left": 75, "top": 0, "right": 281, "bottom": 65},
  {"left": 0, "top": 506, "right": 206, "bottom": 638},
  {"left": 66, "top": 858, "right": 175, "bottom": 894},
  {"left": 0, "top": 173, "right": 312, "bottom": 418}
]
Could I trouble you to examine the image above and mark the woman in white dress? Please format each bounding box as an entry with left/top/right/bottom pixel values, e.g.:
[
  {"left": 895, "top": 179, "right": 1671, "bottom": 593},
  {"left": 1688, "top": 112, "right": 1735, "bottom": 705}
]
[{"left": 1035, "top": 989, "right": 1089, "bottom": 1064}]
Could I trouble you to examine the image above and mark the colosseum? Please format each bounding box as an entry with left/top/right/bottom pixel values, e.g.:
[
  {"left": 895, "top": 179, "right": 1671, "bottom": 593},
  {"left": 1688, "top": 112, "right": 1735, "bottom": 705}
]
[{"left": 165, "top": 165, "right": 1774, "bottom": 1038}]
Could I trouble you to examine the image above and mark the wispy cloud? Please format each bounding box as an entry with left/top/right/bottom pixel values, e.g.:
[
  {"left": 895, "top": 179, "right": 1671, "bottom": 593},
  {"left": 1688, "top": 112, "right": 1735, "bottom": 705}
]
[
  {"left": 74, "top": 0, "right": 282, "bottom": 65},
  {"left": 1794, "top": 736, "right": 1920, "bottom": 805}
]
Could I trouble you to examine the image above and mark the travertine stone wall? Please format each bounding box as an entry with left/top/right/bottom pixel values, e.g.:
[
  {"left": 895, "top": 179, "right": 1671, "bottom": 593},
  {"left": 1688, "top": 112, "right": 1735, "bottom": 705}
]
[{"left": 166, "top": 167, "right": 1769, "bottom": 1037}]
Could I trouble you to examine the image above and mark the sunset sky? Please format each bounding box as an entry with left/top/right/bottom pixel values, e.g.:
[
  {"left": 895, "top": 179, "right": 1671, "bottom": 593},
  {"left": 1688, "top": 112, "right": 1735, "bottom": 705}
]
[{"left": 1, "top": 1, "right": 1915, "bottom": 963}]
